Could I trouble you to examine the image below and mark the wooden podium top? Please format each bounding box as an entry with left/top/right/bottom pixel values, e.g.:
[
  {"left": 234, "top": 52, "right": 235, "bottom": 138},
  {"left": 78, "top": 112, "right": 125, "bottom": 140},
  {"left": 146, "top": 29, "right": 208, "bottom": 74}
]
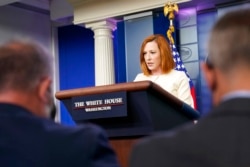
[{"left": 56, "top": 81, "right": 179, "bottom": 104}]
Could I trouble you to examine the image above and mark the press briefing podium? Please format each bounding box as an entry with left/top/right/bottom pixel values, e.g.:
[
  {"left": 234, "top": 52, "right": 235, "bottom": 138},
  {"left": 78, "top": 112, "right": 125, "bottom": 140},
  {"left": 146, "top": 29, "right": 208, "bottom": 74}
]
[{"left": 55, "top": 81, "right": 199, "bottom": 167}]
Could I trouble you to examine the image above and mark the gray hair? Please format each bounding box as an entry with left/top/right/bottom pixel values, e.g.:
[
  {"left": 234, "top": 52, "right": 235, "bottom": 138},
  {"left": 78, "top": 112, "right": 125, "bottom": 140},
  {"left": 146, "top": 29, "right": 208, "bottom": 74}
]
[
  {"left": 208, "top": 8, "right": 250, "bottom": 73},
  {"left": 0, "top": 39, "right": 53, "bottom": 92}
]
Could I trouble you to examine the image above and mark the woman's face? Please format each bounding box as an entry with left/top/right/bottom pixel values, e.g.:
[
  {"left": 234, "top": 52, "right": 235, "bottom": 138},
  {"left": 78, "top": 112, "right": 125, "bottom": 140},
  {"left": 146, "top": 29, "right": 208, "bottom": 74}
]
[{"left": 143, "top": 41, "right": 162, "bottom": 75}]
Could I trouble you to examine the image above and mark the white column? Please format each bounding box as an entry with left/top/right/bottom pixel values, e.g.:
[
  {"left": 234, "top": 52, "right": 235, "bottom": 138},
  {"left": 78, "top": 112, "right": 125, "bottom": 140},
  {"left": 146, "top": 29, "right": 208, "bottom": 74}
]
[{"left": 85, "top": 20, "right": 116, "bottom": 86}]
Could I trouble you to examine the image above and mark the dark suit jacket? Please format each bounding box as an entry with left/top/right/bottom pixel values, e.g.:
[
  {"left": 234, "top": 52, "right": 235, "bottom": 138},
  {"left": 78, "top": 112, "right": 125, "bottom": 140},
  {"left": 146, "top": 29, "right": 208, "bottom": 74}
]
[
  {"left": 130, "top": 98, "right": 250, "bottom": 167},
  {"left": 0, "top": 103, "right": 120, "bottom": 167}
]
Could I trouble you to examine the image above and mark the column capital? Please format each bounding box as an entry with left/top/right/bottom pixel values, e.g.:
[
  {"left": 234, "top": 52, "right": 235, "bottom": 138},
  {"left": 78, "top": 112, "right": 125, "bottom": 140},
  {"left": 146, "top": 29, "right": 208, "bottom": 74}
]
[{"left": 85, "top": 19, "right": 117, "bottom": 31}]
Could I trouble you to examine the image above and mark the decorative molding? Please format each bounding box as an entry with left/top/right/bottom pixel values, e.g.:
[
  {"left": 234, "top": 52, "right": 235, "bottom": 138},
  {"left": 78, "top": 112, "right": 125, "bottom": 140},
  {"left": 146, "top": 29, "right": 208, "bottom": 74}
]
[{"left": 67, "top": 0, "right": 191, "bottom": 24}]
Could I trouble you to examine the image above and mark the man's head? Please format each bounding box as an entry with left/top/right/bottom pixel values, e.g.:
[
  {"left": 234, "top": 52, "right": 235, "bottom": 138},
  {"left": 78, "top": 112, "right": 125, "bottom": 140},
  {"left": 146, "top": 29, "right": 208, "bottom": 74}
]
[
  {"left": 202, "top": 9, "right": 250, "bottom": 105},
  {"left": 0, "top": 39, "right": 54, "bottom": 118}
]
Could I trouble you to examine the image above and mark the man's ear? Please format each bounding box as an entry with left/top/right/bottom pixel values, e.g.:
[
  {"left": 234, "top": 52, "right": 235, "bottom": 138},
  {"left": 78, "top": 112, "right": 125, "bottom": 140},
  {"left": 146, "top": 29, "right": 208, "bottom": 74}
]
[
  {"left": 201, "top": 62, "right": 215, "bottom": 91},
  {"left": 38, "top": 77, "right": 52, "bottom": 103}
]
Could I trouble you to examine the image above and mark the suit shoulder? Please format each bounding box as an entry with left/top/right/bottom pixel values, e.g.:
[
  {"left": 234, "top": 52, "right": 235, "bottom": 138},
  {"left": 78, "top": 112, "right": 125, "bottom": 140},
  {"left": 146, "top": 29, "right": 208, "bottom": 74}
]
[
  {"left": 132, "top": 122, "right": 196, "bottom": 152},
  {"left": 44, "top": 121, "right": 105, "bottom": 138}
]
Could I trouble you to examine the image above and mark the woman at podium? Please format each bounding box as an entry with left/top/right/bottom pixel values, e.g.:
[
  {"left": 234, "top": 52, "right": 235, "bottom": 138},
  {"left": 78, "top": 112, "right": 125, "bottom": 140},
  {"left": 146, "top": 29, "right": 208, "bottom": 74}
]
[{"left": 134, "top": 34, "right": 194, "bottom": 108}]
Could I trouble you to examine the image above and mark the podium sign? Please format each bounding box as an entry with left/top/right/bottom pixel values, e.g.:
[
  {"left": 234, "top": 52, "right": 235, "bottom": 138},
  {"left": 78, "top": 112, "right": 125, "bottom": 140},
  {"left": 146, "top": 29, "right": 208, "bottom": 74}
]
[{"left": 72, "top": 91, "right": 127, "bottom": 120}]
